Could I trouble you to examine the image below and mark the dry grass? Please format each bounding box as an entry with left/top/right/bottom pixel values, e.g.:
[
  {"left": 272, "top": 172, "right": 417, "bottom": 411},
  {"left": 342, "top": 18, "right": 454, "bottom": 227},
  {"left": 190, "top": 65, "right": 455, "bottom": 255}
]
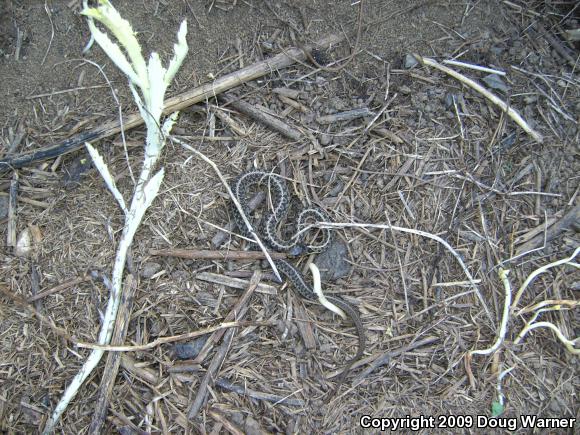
[{"left": 1, "top": 0, "right": 579, "bottom": 433}]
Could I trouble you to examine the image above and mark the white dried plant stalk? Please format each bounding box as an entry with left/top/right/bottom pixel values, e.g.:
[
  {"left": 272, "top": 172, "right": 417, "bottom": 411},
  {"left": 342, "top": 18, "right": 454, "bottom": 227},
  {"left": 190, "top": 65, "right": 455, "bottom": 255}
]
[{"left": 43, "top": 1, "right": 187, "bottom": 432}]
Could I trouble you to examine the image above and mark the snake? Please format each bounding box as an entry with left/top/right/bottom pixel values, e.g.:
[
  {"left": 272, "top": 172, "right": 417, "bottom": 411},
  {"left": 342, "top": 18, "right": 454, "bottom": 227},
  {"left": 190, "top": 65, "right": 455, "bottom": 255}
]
[{"left": 230, "top": 170, "right": 365, "bottom": 389}]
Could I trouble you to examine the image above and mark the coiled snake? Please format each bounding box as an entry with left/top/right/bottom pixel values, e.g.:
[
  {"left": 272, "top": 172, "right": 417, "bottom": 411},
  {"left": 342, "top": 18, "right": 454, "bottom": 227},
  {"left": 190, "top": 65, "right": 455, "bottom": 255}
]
[{"left": 230, "top": 170, "right": 365, "bottom": 389}]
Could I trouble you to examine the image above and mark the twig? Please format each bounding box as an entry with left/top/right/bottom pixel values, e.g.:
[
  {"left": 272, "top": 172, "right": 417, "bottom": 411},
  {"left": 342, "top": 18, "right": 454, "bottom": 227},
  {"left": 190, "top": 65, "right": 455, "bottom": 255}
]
[
  {"left": 516, "top": 204, "right": 580, "bottom": 254},
  {"left": 192, "top": 271, "right": 264, "bottom": 364},
  {"left": 412, "top": 54, "right": 544, "bottom": 143},
  {"left": 0, "top": 33, "right": 344, "bottom": 172},
  {"left": 442, "top": 59, "right": 506, "bottom": 76},
  {"left": 30, "top": 263, "right": 43, "bottom": 312},
  {"left": 515, "top": 321, "right": 579, "bottom": 354},
  {"left": 212, "top": 191, "right": 265, "bottom": 247},
  {"left": 76, "top": 321, "right": 252, "bottom": 351},
  {"left": 7, "top": 171, "right": 18, "bottom": 249},
  {"left": 26, "top": 85, "right": 111, "bottom": 99},
  {"left": 195, "top": 272, "right": 277, "bottom": 295},
  {"left": 518, "top": 299, "right": 579, "bottom": 316},
  {"left": 309, "top": 263, "right": 346, "bottom": 319},
  {"left": 214, "top": 378, "right": 305, "bottom": 406},
  {"left": 0, "top": 284, "right": 75, "bottom": 343},
  {"left": 175, "top": 138, "right": 282, "bottom": 282},
  {"left": 316, "top": 221, "right": 493, "bottom": 323},
  {"left": 187, "top": 271, "right": 261, "bottom": 420},
  {"left": 511, "top": 246, "right": 580, "bottom": 312},
  {"left": 316, "top": 108, "right": 375, "bottom": 124},
  {"left": 41, "top": 1, "right": 55, "bottom": 65},
  {"left": 220, "top": 95, "right": 303, "bottom": 141},
  {"left": 27, "top": 275, "right": 92, "bottom": 302},
  {"left": 469, "top": 268, "right": 511, "bottom": 357},
  {"left": 6, "top": 121, "right": 25, "bottom": 155},
  {"left": 149, "top": 248, "right": 287, "bottom": 261},
  {"left": 89, "top": 273, "right": 137, "bottom": 434},
  {"left": 352, "top": 336, "right": 439, "bottom": 383},
  {"left": 120, "top": 354, "right": 159, "bottom": 384}
]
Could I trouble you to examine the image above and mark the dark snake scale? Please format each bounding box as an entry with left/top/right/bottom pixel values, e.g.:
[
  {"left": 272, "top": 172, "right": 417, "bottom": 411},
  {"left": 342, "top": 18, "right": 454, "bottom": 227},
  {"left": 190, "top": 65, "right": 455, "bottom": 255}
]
[{"left": 230, "top": 170, "right": 365, "bottom": 389}]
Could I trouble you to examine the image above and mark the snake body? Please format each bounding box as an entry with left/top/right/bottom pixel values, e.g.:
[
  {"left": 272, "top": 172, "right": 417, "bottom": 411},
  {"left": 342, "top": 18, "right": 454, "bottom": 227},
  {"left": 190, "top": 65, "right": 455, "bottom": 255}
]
[{"left": 231, "top": 170, "right": 365, "bottom": 388}]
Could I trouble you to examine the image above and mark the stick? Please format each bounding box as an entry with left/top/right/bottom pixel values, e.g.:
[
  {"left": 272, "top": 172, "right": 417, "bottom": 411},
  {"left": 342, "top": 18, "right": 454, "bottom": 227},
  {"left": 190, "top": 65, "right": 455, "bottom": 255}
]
[
  {"left": 214, "top": 378, "right": 305, "bottom": 406},
  {"left": 212, "top": 191, "right": 265, "bottom": 247},
  {"left": 27, "top": 275, "right": 92, "bottom": 302},
  {"left": 187, "top": 271, "right": 261, "bottom": 420},
  {"left": 195, "top": 272, "right": 277, "bottom": 295},
  {"left": 76, "top": 321, "right": 254, "bottom": 351},
  {"left": 0, "top": 284, "right": 75, "bottom": 343},
  {"left": 0, "top": 34, "right": 344, "bottom": 172},
  {"left": 89, "top": 273, "right": 137, "bottom": 434},
  {"left": 316, "top": 108, "right": 375, "bottom": 124},
  {"left": 221, "top": 96, "right": 303, "bottom": 140},
  {"left": 516, "top": 204, "right": 580, "bottom": 255},
  {"left": 192, "top": 271, "right": 264, "bottom": 364},
  {"left": 352, "top": 337, "right": 438, "bottom": 383},
  {"left": 7, "top": 172, "right": 18, "bottom": 249},
  {"left": 412, "top": 54, "right": 544, "bottom": 143},
  {"left": 149, "top": 248, "right": 287, "bottom": 261},
  {"left": 30, "top": 263, "right": 43, "bottom": 312}
]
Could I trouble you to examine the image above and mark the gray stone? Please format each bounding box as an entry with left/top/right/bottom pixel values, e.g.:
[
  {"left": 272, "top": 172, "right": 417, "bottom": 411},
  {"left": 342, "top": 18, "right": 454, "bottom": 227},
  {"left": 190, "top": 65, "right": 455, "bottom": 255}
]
[
  {"left": 404, "top": 53, "right": 418, "bottom": 69},
  {"left": 482, "top": 73, "right": 509, "bottom": 93},
  {"left": 315, "top": 238, "right": 351, "bottom": 281},
  {"left": 140, "top": 262, "right": 161, "bottom": 278},
  {"left": 320, "top": 133, "right": 332, "bottom": 146},
  {"left": 173, "top": 336, "right": 208, "bottom": 359}
]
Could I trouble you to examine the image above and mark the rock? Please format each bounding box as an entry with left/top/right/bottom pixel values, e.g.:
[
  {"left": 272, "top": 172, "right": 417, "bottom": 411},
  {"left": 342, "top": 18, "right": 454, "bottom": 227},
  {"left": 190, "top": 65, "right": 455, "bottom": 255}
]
[
  {"left": 245, "top": 415, "right": 268, "bottom": 435},
  {"left": 482, "top": 73, "right": 509, "bottom": 93},
  {"left": 319, "top": 133, "right": 331, "bottom": 146},
  {"left": 140, "top": 262, "right": 161, "bottom": 278},
  {"left": 15, "top": 228, "right": 32, "bottom": 257},
  {"left": 172, "top": 336, "right": 208, "bottom": 359},
  {"left": 404, "top": 53, "right": 418, "bottom": 69},
  {"left": 315, "top": 238, "right": 351, "bottom": 280},
  {"left": 399, "top": 85, "right": 411, "bottom": 95}
]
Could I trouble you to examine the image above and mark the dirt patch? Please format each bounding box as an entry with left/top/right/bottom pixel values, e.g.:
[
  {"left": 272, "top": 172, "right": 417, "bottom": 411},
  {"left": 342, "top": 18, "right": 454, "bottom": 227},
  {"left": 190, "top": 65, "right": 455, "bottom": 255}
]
[{"left": 1, "top": 0, "right": 579, "bottom": 433}]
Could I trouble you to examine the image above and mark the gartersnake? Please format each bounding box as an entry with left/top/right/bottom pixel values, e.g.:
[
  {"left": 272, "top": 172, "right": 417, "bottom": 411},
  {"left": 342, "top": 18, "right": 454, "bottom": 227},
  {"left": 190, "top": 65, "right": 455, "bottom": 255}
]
[{"left": 230, "top": 170, "right": 365, "bottom": 389}]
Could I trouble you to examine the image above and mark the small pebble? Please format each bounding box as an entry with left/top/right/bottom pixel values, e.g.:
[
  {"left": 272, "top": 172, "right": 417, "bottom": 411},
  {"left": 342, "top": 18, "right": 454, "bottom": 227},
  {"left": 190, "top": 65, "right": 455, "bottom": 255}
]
[
  {"left": 482, "top": 73, "right": 509, "bottom": 93},
  {"left": 404, "top": 53, "right": 418, "bottom": 69},
  {"left": 173, "top": 337, "right": 208, "bottom": 359},
  {"left": 399, "top": 85, "right": 411, "bottom": 95},
  {"left": 319, "top": 133, "right": 331, "bottom": 146},
  {"left": 140, "top": 262, "right": 161, "bottom": 278}
]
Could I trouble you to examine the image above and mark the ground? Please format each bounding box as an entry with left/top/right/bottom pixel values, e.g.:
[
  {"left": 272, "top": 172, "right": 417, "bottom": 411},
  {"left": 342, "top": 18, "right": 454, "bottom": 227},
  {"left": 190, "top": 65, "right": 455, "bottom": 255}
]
[{"left": 0, "top": 0, "right": 579, "bottom": 433}]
